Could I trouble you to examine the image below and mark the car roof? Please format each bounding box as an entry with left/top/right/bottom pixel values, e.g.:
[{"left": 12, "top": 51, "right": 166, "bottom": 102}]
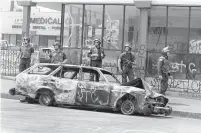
[{"left": 38, "top": 63, "right": 112, "bottom": 74}]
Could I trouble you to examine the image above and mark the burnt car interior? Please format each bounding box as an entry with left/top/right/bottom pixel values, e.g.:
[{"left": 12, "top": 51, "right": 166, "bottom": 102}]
[
  {"left": 121, "top": 78, "right": 145, "bottom": 90},
  {"left": 82, "top": 68, "right": 100, "bottom": 82},
  {"left": 28, "top": 65, "right": 58, "bottom": 75},
  {"left": 54, "top": 67, "right": 80, "bottom": 79}
]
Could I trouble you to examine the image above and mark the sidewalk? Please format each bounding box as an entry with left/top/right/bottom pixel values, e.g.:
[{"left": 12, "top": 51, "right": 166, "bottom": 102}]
[{"left": 1, "top": 76, "right": 201, "bottom": 119}]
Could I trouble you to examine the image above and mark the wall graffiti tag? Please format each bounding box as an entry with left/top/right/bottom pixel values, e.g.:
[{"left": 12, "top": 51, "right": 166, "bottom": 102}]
[{"left": 146, "top": 77, "right": 201, "bottom": 98}]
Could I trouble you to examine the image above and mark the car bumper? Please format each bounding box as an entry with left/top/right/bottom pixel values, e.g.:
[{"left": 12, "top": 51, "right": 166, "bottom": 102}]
[{"left": 152, "top": 106, "right": 172, "bottom": 116}]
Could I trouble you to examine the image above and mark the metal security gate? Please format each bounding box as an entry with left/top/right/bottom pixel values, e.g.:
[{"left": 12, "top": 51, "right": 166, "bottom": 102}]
[{"left": 0, "top": 49, "right": 20, "bottom": 76}]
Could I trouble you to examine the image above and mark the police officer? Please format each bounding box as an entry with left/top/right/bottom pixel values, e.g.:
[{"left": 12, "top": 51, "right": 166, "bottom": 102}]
[
  {"left": 16, "top": 36, "right": 34, "bottom": 73},
  {"left": 157, "top": 46, "right": 172, "bottom": 95},
  {"left": 118, "top": 43, "right": 136, "bottom": 84},
  {"left": 49, "top": 42, "right": 68, "bottom": 64},
  {"left": 87, "top": 38, "right": 105, "bottom": 81}
]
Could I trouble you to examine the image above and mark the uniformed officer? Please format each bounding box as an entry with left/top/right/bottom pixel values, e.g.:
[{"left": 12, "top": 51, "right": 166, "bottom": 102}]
[
  {"left": 16, "top": 37, "right": 35, "bottom": 103},
  {"left": 87, "top": 38, "right": 105, "bottom": 68},
  {"left": 49, "top": 42, "right": 68, "bottom": 64},
  {"left": 118, "top": 43, "right": 136, "bottom": 84},
  {"left": 157, "top": 46, "right": 172, "bottom": 95},
  {"left": 16, "top": 36, "right": 34, "bottom": 73},
  {"left": 87, "top": 38, "right": 105, "bottom": 81}
]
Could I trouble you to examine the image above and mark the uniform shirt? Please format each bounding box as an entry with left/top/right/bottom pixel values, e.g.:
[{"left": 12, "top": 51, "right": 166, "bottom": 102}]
[
  {"left": 50, "top": 50, "right": 67, "bottom": 63},
  {"left": 88, "top": 46, "right": 105, "bottom": 61},
  {"left": 119, "top": 52, "right": 135, "bottom": 68},
  {"left": 20, "top": 44, "right": 34, "bottom": 59},
  {"left": 157, "top": 56, "right": 172, "bottom": 75}
]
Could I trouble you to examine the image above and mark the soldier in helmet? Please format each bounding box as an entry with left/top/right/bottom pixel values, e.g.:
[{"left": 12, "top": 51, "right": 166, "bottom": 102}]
[
  {"left": 157, "top": 46, "right": 172, "bottom": 95},
  {"left": 16, "top": 36, "right": 34, "bottom": 73},
  {"left": 87, "top": 38, "right": 105, "bottom": 81},
  {"left": 49, "top": 41, "right": 68, "bottom": 64},
  {"left": 16, "top": 36, "right": 35, "bottom": 103},
  {"left": 88, "top": 39, "right": 105, "bottom": 67},
  {"left": 118, "top": 43, "right": 136, "bottom": 84}
]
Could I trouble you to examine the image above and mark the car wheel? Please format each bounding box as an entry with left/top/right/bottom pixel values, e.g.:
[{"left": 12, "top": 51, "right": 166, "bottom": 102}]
[
  {"left": 39, "top": 92, "right": 53, "bottom": 106},
  {"left": 120, "top": 99, "right": 136, "bottom": 115}
]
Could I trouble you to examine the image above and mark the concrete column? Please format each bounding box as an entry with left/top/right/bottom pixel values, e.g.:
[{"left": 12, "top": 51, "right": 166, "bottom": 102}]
[
  {"left": 134, "top": 1, "right": 152, "bottom": 79},
  {"left": 17, "top": 0, "right": 36, "bottom": 38}
]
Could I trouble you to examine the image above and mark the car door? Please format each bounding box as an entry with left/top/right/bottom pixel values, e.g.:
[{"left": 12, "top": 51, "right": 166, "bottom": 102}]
[
  {"left": 75, "top": 67, "right": 111, "bottom": 106},
  {"left": 51, "top": 66, "right": 80, "bottom": 105}
]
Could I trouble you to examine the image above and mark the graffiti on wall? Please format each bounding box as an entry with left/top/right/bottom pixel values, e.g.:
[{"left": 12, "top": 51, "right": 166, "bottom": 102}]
[
  {"left": 146, "top": 77, "right": 201, "bottom": 98},
  {"left": 189, "top": 40, "right": 201, "bottom": 54}
]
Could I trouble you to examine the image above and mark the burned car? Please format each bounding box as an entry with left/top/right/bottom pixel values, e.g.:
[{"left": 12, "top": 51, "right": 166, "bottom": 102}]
[{"left": 9, "top": 63, "right": 172, "bottom": 116}]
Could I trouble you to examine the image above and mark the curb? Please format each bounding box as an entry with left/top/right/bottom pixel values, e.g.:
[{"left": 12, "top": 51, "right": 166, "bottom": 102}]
[
  {"left": 1, "top": 93, "right": 201, "bottom": 120},
  {"left": 1, "top": 76, "right": 15, "bottom": 81}
]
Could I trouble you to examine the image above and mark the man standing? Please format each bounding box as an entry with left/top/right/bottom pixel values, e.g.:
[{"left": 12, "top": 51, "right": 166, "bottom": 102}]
[
  {"left": 88, "top": 38, "right": 105, "bottom": 67},
  {"left": 87, "top": 38, "right": 105, "bottom": 81},
  {"left": 16, "top": 37, "right": 34, "bottom": 103},
  {"left": 16, "top": 37, "right": 34, "bottom": 73},
  {"left": 118, "top": 43, "right": 136, "bottom": 84},
  {"left": 157, "top": 46, "right": 172, "bottom": 95},
  {"left": 50, "top": 42, "right": 68, "bottom": 64}
]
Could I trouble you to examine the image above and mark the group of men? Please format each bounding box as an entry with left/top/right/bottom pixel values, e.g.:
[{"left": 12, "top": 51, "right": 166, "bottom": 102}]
[{"left": 17, "top": 36, "right": 172, "bottom": 102}]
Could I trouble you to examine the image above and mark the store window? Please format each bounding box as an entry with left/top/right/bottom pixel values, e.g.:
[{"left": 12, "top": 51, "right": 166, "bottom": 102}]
[
  {"left": 168, "top": 7, "right": 189, "bottom": 54},
  {"left": 147, "top": 6, "right": 167, "bottom": 77},
  {"left": 124, "top": 6, "right": 139, "bottom": 49},
  {"left": 148, "top": 6, "right": 167, "bottom": 51},
  {"left": 64, "top": 5, "right": 83, "bottom": 48},
  {"left": 83, "top": 5, "right": 103, "bottom": 49},
  {"left": 168, "top": 7, "right": 190, "bottom": 79},
  {"left": 188, "top": 7, "right": 201, "bottom": 80},
  {"left": 103, "top": 5, "right": 124, "bottom": 50}
]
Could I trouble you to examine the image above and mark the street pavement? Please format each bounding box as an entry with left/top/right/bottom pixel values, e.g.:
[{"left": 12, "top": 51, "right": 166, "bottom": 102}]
[{"left": 1, "top": 98, "right": 201, "bottom": 133}]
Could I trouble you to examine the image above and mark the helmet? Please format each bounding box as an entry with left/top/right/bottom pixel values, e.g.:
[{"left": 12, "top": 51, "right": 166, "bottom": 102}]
[
  {"left": 124, "top": 43, "right": 131, "bottom": 49},
  {"left": 94, "top": 38, "right": 101, "bottom": 45},
  {"left": 23, "top": 36, "right": 30, "bottom": 43},
  {"left": 53, "top": 42, "right": 61, "bottom": 48},
  {"left": 161, "top": 46, "right": 170, "bottom": 53}
]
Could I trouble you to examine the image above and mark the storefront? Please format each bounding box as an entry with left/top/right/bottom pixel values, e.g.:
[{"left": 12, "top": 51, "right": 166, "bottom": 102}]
[{"left": 2, "top": 0, "right": 201, "bottom": 98}]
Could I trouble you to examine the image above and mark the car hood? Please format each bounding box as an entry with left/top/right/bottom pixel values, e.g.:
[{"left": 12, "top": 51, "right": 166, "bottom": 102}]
[{"left": 141, "top": 78, "right": 166, "bottom": 99}]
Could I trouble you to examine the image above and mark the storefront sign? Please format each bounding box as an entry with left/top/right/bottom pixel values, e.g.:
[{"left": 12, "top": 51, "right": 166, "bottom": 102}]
[{"left": 0, "top": 12, "right": 81, "bottom": 35}]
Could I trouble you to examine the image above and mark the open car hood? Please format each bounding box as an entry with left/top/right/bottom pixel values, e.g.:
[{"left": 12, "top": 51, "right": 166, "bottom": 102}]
[{"left": 122, "top": 78, "right": 166, "bottom": 99}]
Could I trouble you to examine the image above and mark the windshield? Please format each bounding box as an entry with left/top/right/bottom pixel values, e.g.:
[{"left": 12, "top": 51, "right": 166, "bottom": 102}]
[{"left": 101, "top": 70, "right": 120, "bottom": 84}]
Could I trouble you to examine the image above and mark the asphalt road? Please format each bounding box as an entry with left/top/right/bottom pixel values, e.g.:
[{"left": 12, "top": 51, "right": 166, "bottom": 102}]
[{"left": 1, "top": 98, "right": 201, "bottom": 133}]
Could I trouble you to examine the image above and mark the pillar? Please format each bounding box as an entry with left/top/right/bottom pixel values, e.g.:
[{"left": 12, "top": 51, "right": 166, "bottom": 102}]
[
  {"left": 17, "top": 0, "right": 36, "bottom": 38},
  {"left": 134, "top": 1, "right": 152, "bottom": 79}
]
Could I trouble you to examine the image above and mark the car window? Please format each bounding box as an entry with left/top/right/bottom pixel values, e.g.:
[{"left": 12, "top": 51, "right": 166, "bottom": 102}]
[
  {"left": 53, "top": 66, "right": 80, "bottom": 79},
  {"left": 82, "top": 68, "right": 100, "bottom": 82},
  {"left": 28, "top": 65, "right": 58, "bottom": 75},
  {"left": 101, "top": 70, "right": 120, "bottom": 84}
]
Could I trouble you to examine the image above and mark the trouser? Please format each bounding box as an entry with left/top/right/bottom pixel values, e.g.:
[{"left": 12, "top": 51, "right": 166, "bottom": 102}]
[
  {"left": 19, "top": 58, "right": 31, "bottom": 72},
  {"left": 159, "top": 74, "right": 169, "bottom": 95},
  {"left": 90, "top": 60, "right": 102, "bottom": 81},
  {"left": 122, "top": 65, "right": 134, "bottom": 84}
]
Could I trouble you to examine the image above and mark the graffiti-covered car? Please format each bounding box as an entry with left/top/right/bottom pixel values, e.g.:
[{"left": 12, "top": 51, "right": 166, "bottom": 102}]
[{"left": 9, "top": 63, "right": 172, "bottom": 116}]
